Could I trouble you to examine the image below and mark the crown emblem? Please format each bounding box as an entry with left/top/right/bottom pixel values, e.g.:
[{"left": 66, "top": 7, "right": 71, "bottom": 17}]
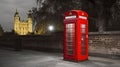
[
  {"left": 82, "top": 13, "right": 84, "bottom": 15},
  {"left": 69, "top": 12, "right": 72, "bottom": 15}
]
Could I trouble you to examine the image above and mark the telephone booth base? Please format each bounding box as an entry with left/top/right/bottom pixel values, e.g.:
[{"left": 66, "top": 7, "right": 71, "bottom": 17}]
[
  {"left": 64, "top": 55, "right": 88, "bottom": 62},
  {"left": 63, "top": 58, "right": 88, "bottom": 62}
]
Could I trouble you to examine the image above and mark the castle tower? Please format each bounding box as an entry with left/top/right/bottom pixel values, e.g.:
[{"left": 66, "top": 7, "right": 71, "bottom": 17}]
[
  {"left": 14, "top": 9, "right": 20, "bottom": 22},
  {"left": 14, "top": 9, "right": 20, "bottom": 34},
  {"left": 28, "top": 11, "right": 32, "bottom": 33}
]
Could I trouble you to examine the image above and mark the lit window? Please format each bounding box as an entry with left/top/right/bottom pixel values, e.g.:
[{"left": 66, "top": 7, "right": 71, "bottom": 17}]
[
  {"left": 81, "top": 24, "right": 86, "bottom": 33},
  {"left": 81, "top": 24, "right": 85, "bottom": 28},
  {"left": 66, "top": 23, "right": 75, "bottom": 55}
]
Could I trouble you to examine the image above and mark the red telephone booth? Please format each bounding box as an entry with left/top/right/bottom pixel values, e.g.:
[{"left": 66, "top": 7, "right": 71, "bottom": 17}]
[{"left": 63, "top": 10, "right": 88, "bottom": 61}]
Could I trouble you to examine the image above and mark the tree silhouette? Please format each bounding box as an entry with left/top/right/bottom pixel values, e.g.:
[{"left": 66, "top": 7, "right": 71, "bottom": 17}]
[{"left": 32, "top": 0, "right": 120, "bottom": 32}]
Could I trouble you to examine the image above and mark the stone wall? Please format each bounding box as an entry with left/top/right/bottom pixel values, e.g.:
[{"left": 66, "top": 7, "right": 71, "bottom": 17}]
[
  {"left": 89, "top": 32, "right": 120, "bottom": 57},
  {"left": 0, "top": 32, "right": 120, "bottom": 57},
  {"left": 0, "top": 32, "right": 63, "bottom": 52}
]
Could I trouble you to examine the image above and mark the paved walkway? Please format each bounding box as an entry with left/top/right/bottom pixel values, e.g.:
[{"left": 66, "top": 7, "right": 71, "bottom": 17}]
[{"left": 0, "top": 47, "right": 120, "bottom": 67}]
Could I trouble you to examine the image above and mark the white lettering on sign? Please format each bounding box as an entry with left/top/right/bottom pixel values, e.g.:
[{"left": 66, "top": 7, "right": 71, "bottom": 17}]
[
  {"left": 65, "top": 15, "right": 87, "bottom": 19},
  {"left": 65, "top": 16, "right": 76, "bottom": 19},
  {"left": 79, "top": 16, "right": 87, "bottom": 20}
]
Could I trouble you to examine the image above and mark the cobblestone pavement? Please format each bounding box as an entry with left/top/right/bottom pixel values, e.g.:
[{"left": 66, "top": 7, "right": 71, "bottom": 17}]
[{"left": 0, "top": 47, "right": 120, "bottom": 67}]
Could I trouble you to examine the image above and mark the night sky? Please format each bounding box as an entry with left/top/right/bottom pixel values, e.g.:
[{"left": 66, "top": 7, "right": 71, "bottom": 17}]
[{"left": 0, "top": 0, "right": 35, "bottom": 32}]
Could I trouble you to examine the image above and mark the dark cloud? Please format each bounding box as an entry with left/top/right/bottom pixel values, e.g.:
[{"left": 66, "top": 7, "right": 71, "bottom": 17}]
[{"left": 0, "top": 0, "right": 35, "bottom": 32}]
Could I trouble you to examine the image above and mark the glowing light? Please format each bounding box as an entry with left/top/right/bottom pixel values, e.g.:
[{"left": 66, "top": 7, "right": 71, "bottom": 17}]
[{"left": 48, "top": 25, "right": 54, "bottom": 31}]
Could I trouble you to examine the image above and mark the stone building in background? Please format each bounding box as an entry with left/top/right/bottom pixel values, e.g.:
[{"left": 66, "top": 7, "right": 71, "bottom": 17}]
[{"left": 14, "top": 10, "right": 33, "bottom": 35}]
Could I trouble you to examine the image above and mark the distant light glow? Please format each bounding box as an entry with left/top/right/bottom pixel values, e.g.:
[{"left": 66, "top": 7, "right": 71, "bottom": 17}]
[{"left": 48, "top": 25, "right": 54, "bottom": 31}]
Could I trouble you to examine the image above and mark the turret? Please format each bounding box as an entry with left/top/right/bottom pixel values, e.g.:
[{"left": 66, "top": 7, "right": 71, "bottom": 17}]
[
  {"left": 14, "top": 9, "right": 20, "bottom": 34},
  {"left": 28, "top": 10, "right": 32, "bottom": 33},
  {"left": 14, "top": 9, "right": 20, "bottom": 22},
  {"left": 28, "top": 10, "right": 32, "bottom": 23}
]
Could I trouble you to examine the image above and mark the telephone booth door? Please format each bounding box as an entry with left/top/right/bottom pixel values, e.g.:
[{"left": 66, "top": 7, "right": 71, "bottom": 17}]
[
  {"left": 77, "top": 21, "right": 88, "bottom": 61},
  {"left": 81, "top": 24, "right": 87, "bottom": 55},
  {"left": 65, "top": 23, "right": 75, "bottom": 59}
]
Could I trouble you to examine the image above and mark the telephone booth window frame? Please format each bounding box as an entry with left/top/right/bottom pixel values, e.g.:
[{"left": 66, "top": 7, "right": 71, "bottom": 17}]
[
  {"left": 81, "top": 24, "right": 86, "bottom": 55},
  {"left": 65, "top": 23, "right": 75, "bottom": 55}
]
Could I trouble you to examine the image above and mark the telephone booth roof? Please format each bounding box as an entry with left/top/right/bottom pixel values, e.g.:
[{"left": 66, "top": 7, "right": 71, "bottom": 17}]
[{"left": 64, "top": 10, "right": 88, "bottom": 20}]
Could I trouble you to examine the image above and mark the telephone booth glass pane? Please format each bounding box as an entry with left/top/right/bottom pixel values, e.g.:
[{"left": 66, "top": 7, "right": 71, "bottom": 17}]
[
  {"left": 66, "top": 24, "right": 75, "bottom": 55},
  {"left": 81, "top": 24, "right": 86, "bottom": 55}
]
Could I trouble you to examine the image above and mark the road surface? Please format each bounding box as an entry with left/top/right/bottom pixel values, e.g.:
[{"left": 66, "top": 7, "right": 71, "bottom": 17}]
[{"left": 0, "top": 47, "right": 120, "bottom": 67}]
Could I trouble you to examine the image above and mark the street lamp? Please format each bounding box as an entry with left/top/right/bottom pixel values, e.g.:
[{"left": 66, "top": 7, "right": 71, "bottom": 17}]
[{"left": 48, "top": 25, "right": 54, "bottom": 31}]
